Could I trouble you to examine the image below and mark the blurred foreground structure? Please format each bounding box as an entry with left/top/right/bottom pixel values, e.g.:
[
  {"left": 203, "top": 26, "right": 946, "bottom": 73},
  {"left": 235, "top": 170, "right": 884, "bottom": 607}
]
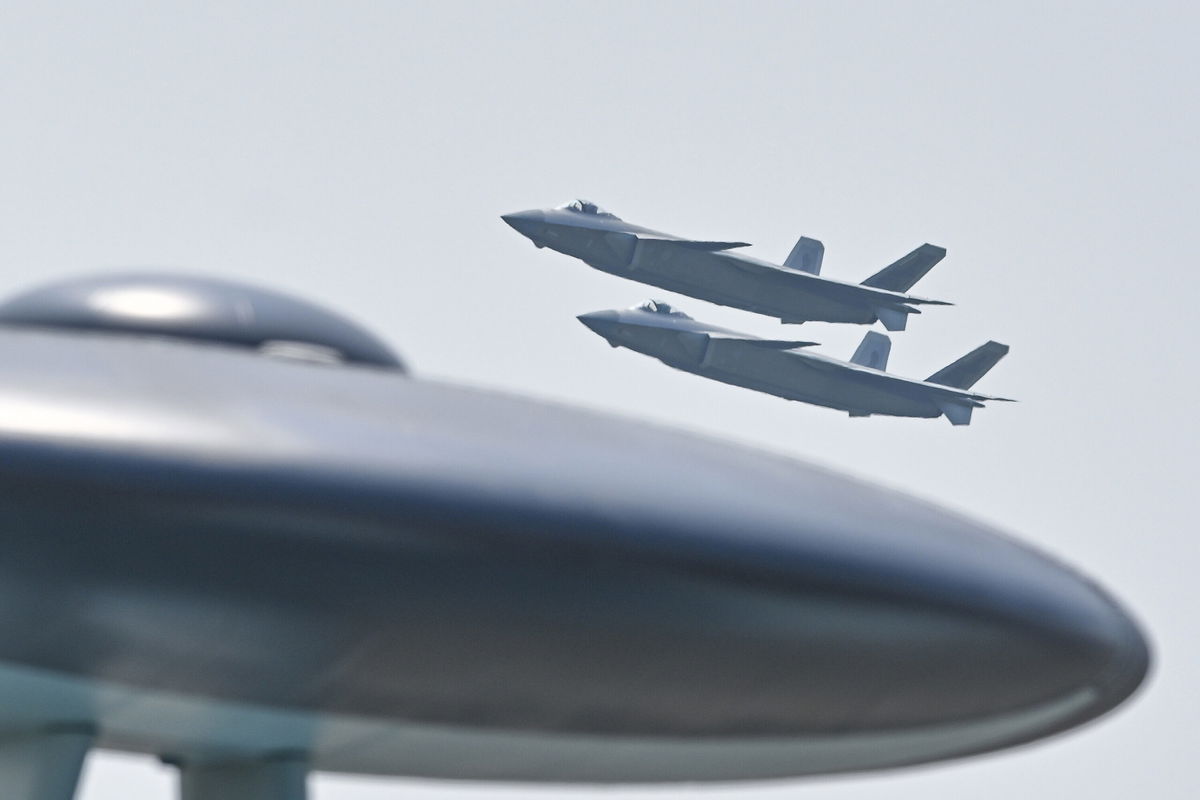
[{"left": 0, "top": 274, "right": 1147, "bottom": 800}]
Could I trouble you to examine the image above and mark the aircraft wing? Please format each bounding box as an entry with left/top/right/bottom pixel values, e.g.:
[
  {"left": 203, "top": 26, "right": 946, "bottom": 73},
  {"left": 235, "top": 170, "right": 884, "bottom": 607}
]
[
  {"left": 918, "top": 382, "right": 1018, "bottom": 408},
  {"left": 707, "top": 332, "right": 819, "bottom": 349},
  {"left": 638, "top": 235, "right": 752, "bottom": 251},
  {"left": 718, "top": 253, "right": 928, "bottom": 303}
]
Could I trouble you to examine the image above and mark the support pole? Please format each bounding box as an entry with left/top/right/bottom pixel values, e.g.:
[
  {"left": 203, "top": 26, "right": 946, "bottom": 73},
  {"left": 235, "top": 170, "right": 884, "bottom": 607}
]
[
  {"left": 177, "top": 752, "right": 308, "bottom": 800},
  {"left": 0, "top": 726, "right": 94, "bottom": 800}
]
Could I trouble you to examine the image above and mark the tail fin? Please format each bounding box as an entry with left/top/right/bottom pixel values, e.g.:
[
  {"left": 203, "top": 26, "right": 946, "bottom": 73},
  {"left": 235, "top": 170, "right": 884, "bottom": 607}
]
[
  {"left": 784, "top": 236, "right": 824, "bottom": 275},
  {"left": 935, "top": 398, "right": 977, "bottom": 426},
  {"left": 874, "top": 305, "right": 912, "bottom": 331},
  {"left": 861, "top": 243, "right": 947, "bottom": 292},
  {"left": 926, "top": 341, "right": 1009, "bottom": 389},
  {"left": 850, "top": 331, "right": 891, "bottom": 371}
]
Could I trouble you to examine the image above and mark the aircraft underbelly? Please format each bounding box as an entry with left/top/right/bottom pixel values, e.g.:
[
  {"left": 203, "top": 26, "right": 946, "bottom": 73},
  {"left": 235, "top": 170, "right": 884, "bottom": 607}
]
[
  {"left": 697, "top": 343, "right": 935, "bottom": 417},
  {"left": 630, "top": 247, "right": 868, "bottom": 323}
]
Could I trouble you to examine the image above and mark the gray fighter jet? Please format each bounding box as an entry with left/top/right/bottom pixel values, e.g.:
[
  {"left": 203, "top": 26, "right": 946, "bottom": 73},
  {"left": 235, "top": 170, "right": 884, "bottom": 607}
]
[
  {"left": 504, "top": 200, "right": 950, "bottom": 330},
  {"left": 579, "top": 300, "right": 1013, "bottom": 425}
]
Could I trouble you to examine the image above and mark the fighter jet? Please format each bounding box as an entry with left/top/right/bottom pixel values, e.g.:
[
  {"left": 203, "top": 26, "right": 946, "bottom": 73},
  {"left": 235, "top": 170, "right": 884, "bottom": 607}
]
[
  {"left": 503, "top": 200, "right": 950, "bottom": 330},
  {"left": 578, "top": 300, "right": 1014, "bottom": 425}
]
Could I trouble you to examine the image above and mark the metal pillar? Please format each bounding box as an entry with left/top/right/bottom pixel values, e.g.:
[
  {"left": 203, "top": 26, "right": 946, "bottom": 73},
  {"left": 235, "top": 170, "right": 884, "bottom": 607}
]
[
  {"left": 0, "top": 726, "right": 94, "bottom": 800},
  {"left": 177, "top": 752, "right": 308, "bottom": 800}
]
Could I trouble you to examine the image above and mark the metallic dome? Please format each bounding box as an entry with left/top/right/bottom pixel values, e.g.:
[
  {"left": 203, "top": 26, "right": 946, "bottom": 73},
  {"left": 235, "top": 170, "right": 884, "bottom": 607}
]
[{"left": 0, "top": 273, "right": 404, "bottom": 370}]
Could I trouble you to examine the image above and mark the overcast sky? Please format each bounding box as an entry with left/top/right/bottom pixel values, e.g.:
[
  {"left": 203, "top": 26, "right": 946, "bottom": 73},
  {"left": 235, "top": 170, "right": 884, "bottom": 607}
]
[{"left": 1, "top": 2, "right": 1195, "bottom": 798}]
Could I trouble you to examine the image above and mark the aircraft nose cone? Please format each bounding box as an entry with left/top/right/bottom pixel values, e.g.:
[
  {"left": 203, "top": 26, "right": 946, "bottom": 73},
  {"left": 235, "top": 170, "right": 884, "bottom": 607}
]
[
  {"left": 501, "top": 209, "right": 546, "bottom": 240},
  {"left": 576, "top": 310, "right": 620, "bottom": 339}
]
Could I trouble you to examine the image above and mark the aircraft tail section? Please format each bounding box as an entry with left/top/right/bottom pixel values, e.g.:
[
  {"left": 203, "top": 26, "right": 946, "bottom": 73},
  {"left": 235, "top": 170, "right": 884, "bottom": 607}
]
[
  {"left": 784, "top": 236, "right": 824, "bottom": 275},
  {"left": 850, "top": 331, "right": 891, "bottom": 371},
  {"left": 874, "top": 306, "right": 912, "bottom": 331},
  {"left": 936, "top": 398, "right": 977, "bottom": 426},
  {"left": 861, "top": 243, "right": 947, "bottom": 293},
  {"left": 926, "top": 341, "right": 1010, "bottom": 389}
]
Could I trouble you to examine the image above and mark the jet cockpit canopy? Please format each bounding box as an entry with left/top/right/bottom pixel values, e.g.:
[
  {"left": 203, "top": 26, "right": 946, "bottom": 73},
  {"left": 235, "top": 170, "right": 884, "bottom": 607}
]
[
  {"left": 559, "top": 199, "right": 620, "bottom": 219},
  {"left": 637, "top": 299, "right": 692, "bottom": 319}
]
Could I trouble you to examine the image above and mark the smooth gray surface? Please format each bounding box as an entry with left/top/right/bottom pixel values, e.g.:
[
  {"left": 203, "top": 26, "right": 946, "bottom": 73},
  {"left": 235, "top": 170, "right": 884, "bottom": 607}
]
[
  {"left": 0, "top": 1, "right": 1191, "bottom": 798},
  {"left": 179, "top": 757, "right": 308, "bottom": 800},
  {"left": 0, "top": 729, "right": 94, "bottom": 800},
  {"left": 0, "top": 273, "right": 405, "bottom": 369}
]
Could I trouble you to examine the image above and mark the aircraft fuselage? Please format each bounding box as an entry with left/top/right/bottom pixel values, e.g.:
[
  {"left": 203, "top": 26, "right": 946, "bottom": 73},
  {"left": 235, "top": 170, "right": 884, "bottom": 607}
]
[
  {"left": 578, "top": 307, "right": 983, "bottom": 420},
  {"left": 505, "top": 207, "right": 902, "bottom": 325}
]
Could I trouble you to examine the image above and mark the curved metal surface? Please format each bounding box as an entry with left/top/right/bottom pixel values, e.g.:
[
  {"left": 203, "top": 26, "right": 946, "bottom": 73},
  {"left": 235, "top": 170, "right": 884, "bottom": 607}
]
[
  {"left": 0, "top": 273, "right": 404, "bottom": 370},
  {"left": 0, "top": 327, "right": 1148, "bottom": 781}
]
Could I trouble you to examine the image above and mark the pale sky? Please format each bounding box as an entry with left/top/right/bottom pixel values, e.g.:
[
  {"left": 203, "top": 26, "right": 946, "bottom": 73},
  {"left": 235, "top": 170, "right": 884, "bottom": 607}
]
[{"left": 1, "top": 2, "right": 1195, "bottom": 798}]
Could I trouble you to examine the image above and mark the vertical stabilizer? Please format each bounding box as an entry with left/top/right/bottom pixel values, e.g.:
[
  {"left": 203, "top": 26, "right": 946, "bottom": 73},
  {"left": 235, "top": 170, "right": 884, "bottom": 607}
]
[
  {"left": 926, "top": 341, "right": 1009, "bottom": 389},
  {"left": 874, "top": 306, "right": 910, "bottom": 331},
  {"left": 861, "top": 243, "right": 947, "bottom": 292},
  {"left": 784, "top": 237, "right": 824, "bottom": 275},
  {"left": 936, "top": 399, "right": 976, "bottom": 426},
  {"left": 850, "top": 331, "right": 891, "bottom": 371}
]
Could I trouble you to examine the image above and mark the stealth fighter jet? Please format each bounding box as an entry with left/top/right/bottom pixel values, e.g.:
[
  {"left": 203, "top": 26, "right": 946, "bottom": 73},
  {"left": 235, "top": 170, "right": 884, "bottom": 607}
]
[
  {"left": 579, "top": 300, "right": 1013, "bottom": 424},
  {"left": 504, "top": 200, "right": 950, "bottom": 330}
]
